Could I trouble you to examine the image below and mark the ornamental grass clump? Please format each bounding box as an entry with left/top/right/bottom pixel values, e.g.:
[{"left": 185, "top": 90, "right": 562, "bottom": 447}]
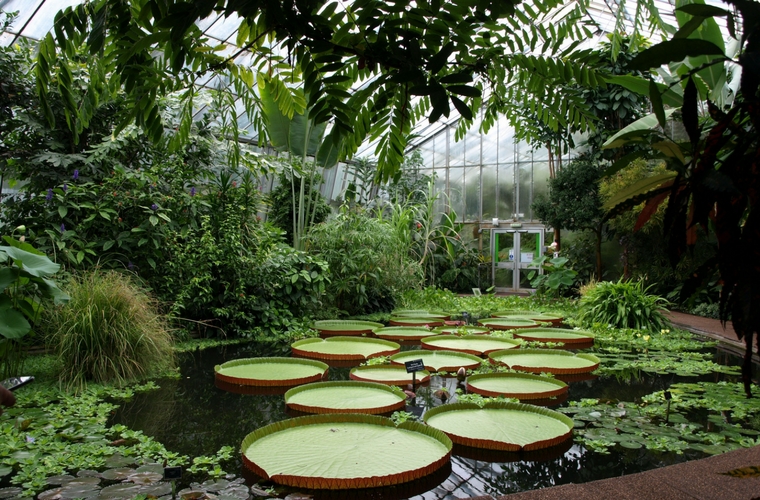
[
  {"left": 44, "top": 270, "right": 175, "bottom": 390},
  {"left": 577, "top": 279, "right": 671, "bottom": 332}
]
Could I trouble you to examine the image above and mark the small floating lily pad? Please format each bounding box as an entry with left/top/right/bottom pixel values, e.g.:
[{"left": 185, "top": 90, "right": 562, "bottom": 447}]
[
  {"left": 350, "top": 365, "right": 431, "bottom": 386},
  {"left": 373, "top": 327, "right": 434, "bottom": 342},
  {"left": 390, "top": 350, "right": 482, "bottom": 373},
  {"left": 313, "top": 320, "right": 384, "bottom": 337},
  {"left": 478, "top": 318, "right": 540, "bottom": 330},
  {"left": 489, "top": 348, "right": 600, "bottom": 375},
  {"left": 466, "top": 373, "right": 568, "bottom": 400},
  {"left": 215, "top": 357, "right": 329, "bottom": 387},
  {"left": 424, "top": 401, "right": 573, "bottom": 451},
  {"left": 389, "top": 317, "right": 445, "bottom": 327},
  {"left": 513, "top": 328, "right": 595, "bottom": 347},
  {"left": 421, "top": 335, "right": 520, "bottom": 356},
  {"left": 292, "top": 337, "right": 400, "bottom": 363},
  {"left": 285, "top": 381, "right": 407, "bottom": 414},
  {"left": 241, "top": 414, "right": 452, "bottom": 489}
]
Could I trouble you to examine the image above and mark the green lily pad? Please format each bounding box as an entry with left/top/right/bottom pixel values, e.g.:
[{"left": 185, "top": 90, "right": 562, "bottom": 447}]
[
  {"left": 390, "top": 350, "right": 482, "bottom": 373},
  {"left": 349, "top": 365, "right": 431, "bottom": 386},
  {"left": 492, "top": 312, "right": 564, "bottom": 325},
  {"left": 489, "top": 348, "right": 600, "bottom": 375},
  {"left": 466, "top": 372, "right": 568, "bottom": 400},
  {"left": 424, "top": 401, "right": 574, "bottom": 451},
  {"left": 313, "top": 320, "right": 384, "bottom": 337},
  {"left": 421, "top": 335, "right": 520, "bottom": 356},
  {"left": 373, "top": 327, "right": 435, "bottom": 342},
  {"left": 104, "top": 454, "right": 135, "bottom": 468},
  {"left": 241, "top": 414, "right": 451, "bottom": 489},
  {"left": 478, "top": 318, "right": 539, "bottom": 330},
  {"left": 215, "top": 357, "right": 329, "bottom": 387},
  {"left": 389, "top": 317, "right": 445, "bottom": 327},
  {"left": 292, "top": 337, "right": 400, "bottom": 362},
  {"left": 0, "top": 467, "right": 12, "bottom": 478},
  {"left": 513, "top": 328, "right": 594, "bottom": 346},
  {"left": 433, "top": 326, "right": 491, "bottom": 335},
  {"left": 100, "top": 468, "right": 135, "bottom": 481},
  {"left": 285, "top": 381, "right": 407, "bottom": 414},
  {"left": 0, "top": 487, "right": 23, "bottom": 499},
  {"left": 619, "top": 440, "right": 643, "bottom": 449}
]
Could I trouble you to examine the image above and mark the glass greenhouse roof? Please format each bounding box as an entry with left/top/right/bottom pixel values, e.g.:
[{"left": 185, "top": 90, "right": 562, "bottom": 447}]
[{"left": 0, "top": 0, "right": 734, "bottom": 154}]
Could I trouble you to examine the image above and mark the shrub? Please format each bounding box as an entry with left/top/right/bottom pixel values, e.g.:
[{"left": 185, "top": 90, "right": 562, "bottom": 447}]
[
  {"left": 43, "top": 270, "right": 175, "bottom": 390},
  {"left": 306, "top": 207, "right": 423, "bottom": 315},
  {"left": 577, "top": 279, "right": 671, "bottom": 331}
]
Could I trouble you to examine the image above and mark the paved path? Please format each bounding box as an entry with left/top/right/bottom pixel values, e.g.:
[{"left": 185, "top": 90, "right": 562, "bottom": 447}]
[{"left": 464, "top": 311, "right": 760, "bottom": 500}]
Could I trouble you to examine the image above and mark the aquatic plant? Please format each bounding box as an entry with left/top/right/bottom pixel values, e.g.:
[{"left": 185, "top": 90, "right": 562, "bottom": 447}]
[{"left": 576, "top": 279, "right": 671, "bottom": 331}]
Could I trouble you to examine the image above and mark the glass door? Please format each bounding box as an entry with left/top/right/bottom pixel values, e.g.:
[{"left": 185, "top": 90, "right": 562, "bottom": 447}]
[{"left": 491, "top": 228, "right": 545, "bottom": 292}]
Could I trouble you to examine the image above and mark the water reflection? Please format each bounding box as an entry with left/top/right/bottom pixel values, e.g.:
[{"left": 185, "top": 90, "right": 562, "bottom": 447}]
[{"left": 110, "top": 342, "right": 743, "bottom": 499}]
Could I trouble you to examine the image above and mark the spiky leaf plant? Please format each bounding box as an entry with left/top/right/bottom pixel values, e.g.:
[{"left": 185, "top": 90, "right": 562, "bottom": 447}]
[
  {"left": 43, "top": 271, "right": 174, "bottom": 390},
  {"left": 576, "top": 279, "right": 671, "bottom": 332}
]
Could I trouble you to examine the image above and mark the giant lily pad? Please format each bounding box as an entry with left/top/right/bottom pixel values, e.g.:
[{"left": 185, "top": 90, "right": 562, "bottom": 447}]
[
  {"left": 513, "top": 328, "right": 594, "bottom": 347},
  {"left": 241, "top": 414, "right": 452, "bottom": 489},
  {"left": 391, "top": 310, "right": 449, "bottom": 319},
  {"left": 390, "top": 350, "right": 482, "bottom": 373},
  {"left": 389, "top": 317, "right": 445, "bottom": 327},
  {"left": 423, "top": 401, "right": 574, "bottom": 451},
  {"left": 433, "top": 325, "right": 491, "bottom": 335},
  {"left": 214, "top": 357, "right": 329, "bottom": 387},
  {"left": 489, "top": 348, "right": 600, "bottom": 375},
  {"left": 466, "top": 373, "right": 568, "bottom": 400},
  {"left": 292, "top": 337, "right": 400, "bottom": 365},
  {"left": 284, "top": 381, "right": 407, "bottom": 414},
  {"left": 349, "top": 365, "right": 431, "bottom": 386},
  {"left": 421, "top": 335, "right": 520, "bottom": 356},
  {"left": 313, "top": 320, "right": 384, "bottom": 337},
  {"left": 373, "top": 327, "right": 434, "bottom": 342},
  {"left": 492, "top": 311, "right": 564, "bottom": 325},
  {"left": 477, "top": 318, "right": 539, "bottom": 330}
]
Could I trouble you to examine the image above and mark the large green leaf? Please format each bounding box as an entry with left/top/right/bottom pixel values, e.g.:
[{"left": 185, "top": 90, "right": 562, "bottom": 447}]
[
  {"left": 0, "top": 268, "right": 18, "bottom": 293},
  {"left": 390, "top": 350, "right": 482, "bottom": 372},
  {"left": 606, "top": 75, "right": 683, "bottom": 107},
  {"left": 38, "top": 278, "right": 70, "bottom": 305},
  {"left": 0, "top": 246, "right": 61, "bottom": 278},
  {"left": 488, "top": 348, "right": 600, "bottom": 375},
  {"left": 602, "top": 109, "right": 679, "bottom": 149},
  {"left": 628, "top": 38, "right": 725, "bottom": 71},
  {"left": 260, "top": 81, "right": 323, "bottom": 157},
  {"left": 284, "top": 381, "right": 406, "bottom": 413},
  {"left": 421, "top": 335, "right": 520, "bottom": 356},
  {"left": 603, "top": 172, "right": 678, "bottom": 210},
  {"left": 675, "top": 0, "right": 726, "bottom": 98},
  {"left": 214, "top": 357, "right": 328, "bottom": 385},
  {"left": 0, "top": 307, "right": 32, "bottom": 340},
  {"left": 349, "top": 365, "right": 431, "bottom": 385},
  {"left": 466, "top": 373, "right": 567, "bottom": 399},
  {"left": 292, "top": 337, "right": 400, "bottom": 358}
]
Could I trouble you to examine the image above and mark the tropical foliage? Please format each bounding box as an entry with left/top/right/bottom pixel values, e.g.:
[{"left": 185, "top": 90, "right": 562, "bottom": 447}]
[{"left": 576, "top": 279, "right": 671, "bottom": 332}]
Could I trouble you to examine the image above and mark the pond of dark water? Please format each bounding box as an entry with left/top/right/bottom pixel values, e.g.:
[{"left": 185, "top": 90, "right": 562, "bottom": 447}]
[{"left": 110, "top": 342, "right": 748, "bottom": 499}]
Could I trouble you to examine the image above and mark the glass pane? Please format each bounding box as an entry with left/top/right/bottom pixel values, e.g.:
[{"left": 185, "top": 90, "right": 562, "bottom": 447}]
[
  {"left": 518, "top": 231, "right": 541, "bottom": 263},
  {"left": 532, "top": 146, "right": 549, "bottom": 161},
  {"left": 519, "top": 269, "right": 534, "bottom": 289},
  {"left": 531, "top": 161, "right": 550, "bottom": 220},
  {"left": 518, "top": 162, "right": 532, "bottom": 219},
  {"left": 433, "top": 133, "right": 446, "bottom": 169},
  {"left": 494, "top": 232, "right": 515, "bottom": 264},
  {"left": 497, "top": 119, "right": 515, "bottom": 162},
  {"left": 497, "top": 163, "right": 514, "bottom": 220},
  {"left": 13, "top": 0, "right": 80, "bottom": 39},
  {"left": 494, "top": 268, "right": 513, "bottom": 288},
  {"left": 204, "top": 14, "right": 243, "bottom": 42},
  {"left": 464, "top": 166, "right": 480, "bottom": 222},
  {"left": 448, "top": 168, "right": 464, "bottom": 219},
  {"left": 418, "top": 145, "right": 434, "bottom": 168},
  {"left": 481, "top": 164, "right": 497, "bottom": 220},
  {"left": 516, "top": 140, "right": 532, "bottom": 163},
  {"left": 482, "top": 133, "right": 498, "bottom": 164},
  {"left": 330, "top": 163, "right": 346, "bottom": 200},
  {"left": 434, "top": 175, "right": 447, "bottom": 215},
  {"left": 449, "top": 133, "right": 464, "bottom": 167},
  {"left": 465, "top": 128, "right": 481, "bottom": 165}
]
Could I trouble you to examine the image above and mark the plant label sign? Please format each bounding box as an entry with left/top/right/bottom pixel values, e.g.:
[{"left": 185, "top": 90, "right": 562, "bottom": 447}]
[{"left": 404, "top": 359, "right": 425, "bottom": 373}]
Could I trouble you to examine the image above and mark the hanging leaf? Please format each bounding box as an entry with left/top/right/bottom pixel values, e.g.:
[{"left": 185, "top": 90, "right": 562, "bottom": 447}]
[
  {"left": 628, "top": 39, "right": 725, "bottom": 71},
  {"left": 682, "top": 77, "right": 700, "bottom": 146},
  {"left": 0, "top": 246, "right": 61, "bottom": 278},
  {"left": 603, "top": 109, "right": 678, "bottom": 149}
]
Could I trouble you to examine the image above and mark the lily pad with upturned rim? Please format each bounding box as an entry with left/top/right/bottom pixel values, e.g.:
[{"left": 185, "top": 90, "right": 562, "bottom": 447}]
[
  {"left": 389, "top": 317, "right": 445, "bottom": 327},
  {"left": 466, "top": 372, "right": 568, "bottom": 400},
  {"left": 390, "top": 350, "right": 482, "bottom": 373},
  {"left": 478, "top": 318, "right": 540, "bottom": 330},
  {"left": 432, "top": 325, "right": 491, "bottom": 335},
  {"left": 313, "top": 320, "right": 384, "bottom": 337},
  {"left": 492, "top": 312, "right": 564, "bottom": 325},
  {"left": 373, "top": 326, "right": 434, "bottom": 342},
  {"left": 349, "top": 365, "right": 431, "bottom": 386},
  {"left": 391, "top": 310, "right": 449, "bottom": 319},
  {"left": 241, "top": 414, "right": 452, "bottom": 489},
  {"left": 285, "top": 381, "right": 407, "bottom": 414},
  {"left": 421, "top": 335, "right": 520, "bottom": 356},
  {"left": 513, "top": 328, "right": 595, "bottom": 347},
  {"left": 489, "top": 348, "right": 600, "bottom": 375},
  {"left": 214, "top": 357, "right": 329, "bottom": 387},
  {"left": 423, "top": 401, "right": 573, "bottom": 451},
  {"left": 292, "top": 337, "right": 400, "bottom": 362}
]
